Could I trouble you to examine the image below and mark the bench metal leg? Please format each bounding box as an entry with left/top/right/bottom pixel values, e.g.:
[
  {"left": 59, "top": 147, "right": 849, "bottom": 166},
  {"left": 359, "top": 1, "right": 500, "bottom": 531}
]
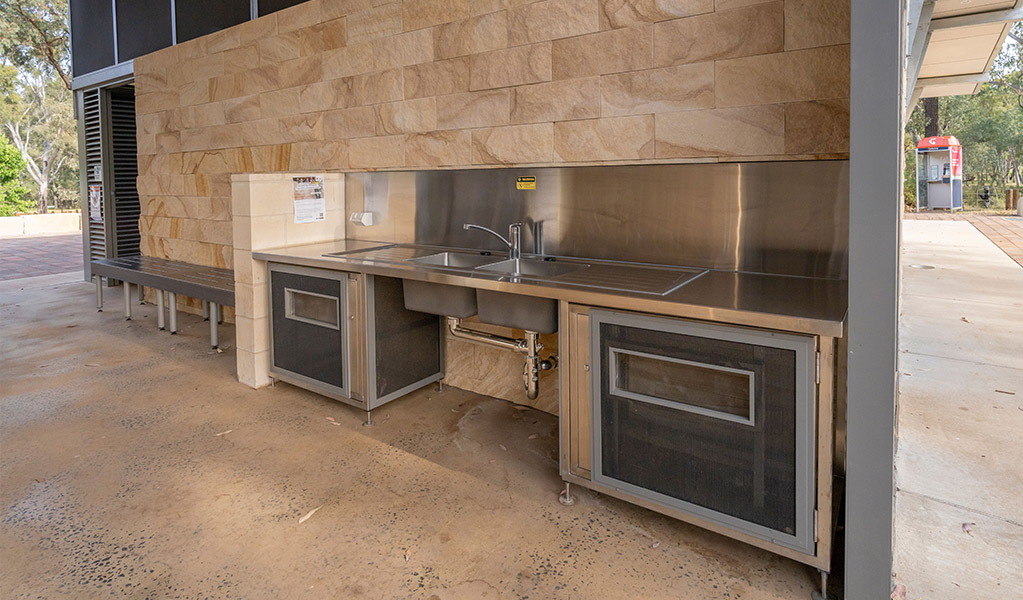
[
  {"left": 210, "top": 303, "right": 219, "bottom": 349},
  {"left": 123, "top": 283, "right": 132, "bottom": 320},
  {"left": 202, "top": 300, "right": 209, "bottom": 321},
  {"left": 138, "top": 284, "right": 145, "bottom": 305},
  {"left": 157, "top": 290, "right": 165, "bottom": 330},
  {"left": 95, "top": 276, "right": 103, "bottom": 311},
  {"left": 168, "top": 293, "right": 178, "bottom": 334}
]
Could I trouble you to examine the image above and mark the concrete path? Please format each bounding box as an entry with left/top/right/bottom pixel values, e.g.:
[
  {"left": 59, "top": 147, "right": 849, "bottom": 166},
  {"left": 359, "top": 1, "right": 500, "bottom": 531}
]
[
  {"left": 0, "top": 232, "right": 84, "bottom": 280},
  {"left": 1, "top": 275, "right": 821, "bottom": 599},
  {"left": 893, "top": 220, "right": 1023, "bottom": 598},
  {"left": 905, "top": 213, "right": 1023, "bottom": 268}
]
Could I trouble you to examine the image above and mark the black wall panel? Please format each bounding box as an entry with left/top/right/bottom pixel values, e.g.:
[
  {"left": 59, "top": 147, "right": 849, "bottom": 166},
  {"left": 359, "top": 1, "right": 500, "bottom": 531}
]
[
  {"left": 175, "top": 0, "right": 250, "bottom": 43},
  {"left": 258, "top": 0, "right": 308, "bottom": 16},
  {"left": 70, "top": 0, "right": 115, "bottom": 76},
  {"left": 116, "top": 0, "right": 173, "bottom": 61}
]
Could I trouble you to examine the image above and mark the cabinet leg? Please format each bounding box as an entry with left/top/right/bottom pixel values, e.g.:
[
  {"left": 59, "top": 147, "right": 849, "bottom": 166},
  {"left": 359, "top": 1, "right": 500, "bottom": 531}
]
[
  {"left": 95, "top": 276, "right": 103, "bottom": 311},
  {"left": 558, "top": 481, "right": 577, "bottom": 506},
  {"left": 202, "top": 300, "right": 209, "bottom": 321},
  {"left": 810, "top": 569, "right": 833, "bottom": 600},
  {"left": 363, "top": 410, "right": 372, "bottom": 427},
  {"left": 437, "top": 380, "right": 444, "bottom": 392}
]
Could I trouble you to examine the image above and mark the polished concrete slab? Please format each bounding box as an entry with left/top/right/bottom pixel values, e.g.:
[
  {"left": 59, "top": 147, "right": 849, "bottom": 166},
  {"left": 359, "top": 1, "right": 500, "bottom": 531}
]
[
  {"left": 894, "top": 221, "right": 1023, "bottom": 598},
  {"left": 1, "top": 276, "right": 820, "bottom": 599}
]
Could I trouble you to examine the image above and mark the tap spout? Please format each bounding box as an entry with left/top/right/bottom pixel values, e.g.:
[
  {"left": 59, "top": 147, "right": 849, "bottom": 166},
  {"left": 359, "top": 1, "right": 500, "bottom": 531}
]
[{"left": 463, "top": 222, "right": 523, "bottom": 260}]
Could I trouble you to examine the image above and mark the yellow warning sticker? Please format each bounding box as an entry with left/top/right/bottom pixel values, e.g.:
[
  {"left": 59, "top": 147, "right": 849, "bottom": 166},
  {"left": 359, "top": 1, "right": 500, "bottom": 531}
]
[{"left": 516, "top": 176, "right": 536, "bottom": 190}]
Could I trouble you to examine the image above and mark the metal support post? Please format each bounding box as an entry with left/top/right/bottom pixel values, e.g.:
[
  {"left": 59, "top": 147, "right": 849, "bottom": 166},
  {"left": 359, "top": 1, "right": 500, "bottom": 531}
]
[
  {"left": 559, "top": 481, "right": 576, "bottom": 506},
  {"left": 202, "top": 300, "right": 209, "bottom": 321},
  {"left": 168, "top": 293, "right": 178, "bottom": 334},
  {"left": 123, "top": 283, "right": 132, "bottom": 320},
  {"left": 210, "top": 302, "right": 219, "bottom": 349},
  {"left": 157, "top": 290, "right": 165, "bottom": 330},
  {"left": 138, "top": 284, "right": 145, "bottom": 305},
  {"left": 95, "top": 276, "right": 103, "bottom": 311}
]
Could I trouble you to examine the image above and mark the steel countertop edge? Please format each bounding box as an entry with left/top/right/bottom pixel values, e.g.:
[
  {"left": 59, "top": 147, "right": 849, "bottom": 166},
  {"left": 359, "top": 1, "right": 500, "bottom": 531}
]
[{"left": 252, "top": 240, "right": 847, "bottom": 338}]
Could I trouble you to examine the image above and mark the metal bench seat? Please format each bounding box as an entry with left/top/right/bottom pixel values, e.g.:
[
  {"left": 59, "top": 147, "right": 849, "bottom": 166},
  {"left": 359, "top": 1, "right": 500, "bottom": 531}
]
[{"left": 91, "top": 256, "right": 235, "bottom": 348}]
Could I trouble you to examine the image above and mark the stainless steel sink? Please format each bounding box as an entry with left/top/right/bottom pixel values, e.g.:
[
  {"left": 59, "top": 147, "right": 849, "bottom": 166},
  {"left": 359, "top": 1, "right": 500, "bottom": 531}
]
[
  {"left": 475, "top": 258, "right": 588, "bottom": 278},
  {"left": 408, "top": 251, "right": 501, "bottom": 269}
]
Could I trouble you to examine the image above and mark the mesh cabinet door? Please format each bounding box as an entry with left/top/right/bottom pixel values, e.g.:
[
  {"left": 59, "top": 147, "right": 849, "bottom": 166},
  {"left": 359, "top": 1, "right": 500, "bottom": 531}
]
[{"left": 590, "top": 310, "right": 817, "bottom": 554}]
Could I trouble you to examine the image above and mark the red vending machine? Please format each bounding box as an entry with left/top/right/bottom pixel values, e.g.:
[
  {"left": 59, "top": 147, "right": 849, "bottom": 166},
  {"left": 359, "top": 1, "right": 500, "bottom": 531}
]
[{"left": 915, "top": 136, "right": 964, "bottom": 211}]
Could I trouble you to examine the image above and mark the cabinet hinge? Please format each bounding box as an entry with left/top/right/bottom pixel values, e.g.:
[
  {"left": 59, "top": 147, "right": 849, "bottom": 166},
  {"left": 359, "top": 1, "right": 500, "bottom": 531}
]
[
  {"left": 815, "top": 351, "right": 821, "bottom": 385},
  {"left": 814, "top": 509, "right": 819, "bottom": 543}
]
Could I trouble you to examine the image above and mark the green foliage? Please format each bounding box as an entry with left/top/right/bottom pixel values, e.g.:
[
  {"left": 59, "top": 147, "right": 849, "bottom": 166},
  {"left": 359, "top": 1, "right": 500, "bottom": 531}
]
[
  {"left": 0, "top": 0, "right": 71, "bottom": 89},
  {"left": 906, "top": 25, "right": 1023, "bottom": 211},
  {"left": 1, "top": 0, "right": 77, "bottom": 214},
  {"left": 0, "top": 136, "right": 33, "bottom": 216}
]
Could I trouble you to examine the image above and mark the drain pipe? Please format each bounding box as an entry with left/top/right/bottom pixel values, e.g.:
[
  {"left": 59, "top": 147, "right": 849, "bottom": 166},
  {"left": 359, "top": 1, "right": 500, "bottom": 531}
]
[{"left": 447, "top": 317, "right": 556, "bottom": 399}]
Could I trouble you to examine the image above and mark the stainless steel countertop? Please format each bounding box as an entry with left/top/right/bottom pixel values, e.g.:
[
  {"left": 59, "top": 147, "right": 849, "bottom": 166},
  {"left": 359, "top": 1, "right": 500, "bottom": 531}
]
[{"left": 252, "top": 240, "right": 847, "bottom": 337}]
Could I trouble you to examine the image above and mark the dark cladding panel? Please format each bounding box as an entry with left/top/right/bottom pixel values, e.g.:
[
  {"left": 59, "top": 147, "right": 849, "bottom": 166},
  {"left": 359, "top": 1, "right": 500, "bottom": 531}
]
[
  {"left": 257, "top": 0, "right": 309, "bottom": 16},
  {"left": 70, "top": 0, "right": 115, "bottom": 76},
  {"left": 116, "top": 0, "right": 173, "bottom": 61},
  {"left": 175, "top": 0, "right": 250, "bottom": 43}
]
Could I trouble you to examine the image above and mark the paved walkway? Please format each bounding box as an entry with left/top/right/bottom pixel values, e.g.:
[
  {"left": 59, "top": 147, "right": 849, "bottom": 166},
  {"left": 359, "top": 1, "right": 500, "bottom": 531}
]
[
  {"left": 0, "top": 233, "right": 84, "bottom": 281},
  {"left": 893, "top": 220, "right": 1023, "bottom": 598},
  {"left": 904, "top": 212, "right": 1023, "bottom": 267}
]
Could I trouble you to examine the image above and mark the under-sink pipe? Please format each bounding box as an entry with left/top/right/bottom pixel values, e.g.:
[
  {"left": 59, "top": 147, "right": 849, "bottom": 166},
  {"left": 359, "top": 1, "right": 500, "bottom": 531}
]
[
  {"left": 446, "top": 317, "right": 552, "bottom": 399},
  {"left": 447, "top": 317, "right": 535, "bottom": 353}
]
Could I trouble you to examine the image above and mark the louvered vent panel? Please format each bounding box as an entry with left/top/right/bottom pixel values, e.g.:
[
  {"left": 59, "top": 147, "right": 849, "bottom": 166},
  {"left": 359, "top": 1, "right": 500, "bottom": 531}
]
[
  {"left": 109, "top": 86, "right": 140, "bottom": 257},
  {"left": 83, "top": 88, "right": 105, "bottom": 262}
]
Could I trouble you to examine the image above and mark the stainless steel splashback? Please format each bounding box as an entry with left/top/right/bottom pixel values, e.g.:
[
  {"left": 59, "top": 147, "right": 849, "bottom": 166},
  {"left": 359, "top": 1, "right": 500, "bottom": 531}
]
[{"left": 345, "top": 161, "right": 849, "bottom": 279}]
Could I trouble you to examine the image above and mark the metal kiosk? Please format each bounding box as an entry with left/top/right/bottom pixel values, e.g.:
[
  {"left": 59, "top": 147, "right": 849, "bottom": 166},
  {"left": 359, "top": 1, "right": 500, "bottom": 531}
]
[{"left": 915, "top": 135, "right": 964, "bottom": 212}]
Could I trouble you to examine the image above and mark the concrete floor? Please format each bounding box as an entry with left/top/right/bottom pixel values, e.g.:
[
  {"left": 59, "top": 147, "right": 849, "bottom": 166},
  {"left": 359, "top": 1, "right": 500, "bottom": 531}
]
[
  {"left": 893, "top": 220, "right": 1023, "bottom": 598},
  {"left": 1, "top": 274, "right": 820, "bottom": 599}
]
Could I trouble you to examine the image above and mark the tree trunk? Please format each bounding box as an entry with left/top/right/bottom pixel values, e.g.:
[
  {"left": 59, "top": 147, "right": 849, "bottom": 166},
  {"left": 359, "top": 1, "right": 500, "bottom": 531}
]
[
  {"left": 924, "top": 97, "right": 939, "bottom": 137},
  {"left": 37, "top": 180, "right": 49, "bottom": 214}
]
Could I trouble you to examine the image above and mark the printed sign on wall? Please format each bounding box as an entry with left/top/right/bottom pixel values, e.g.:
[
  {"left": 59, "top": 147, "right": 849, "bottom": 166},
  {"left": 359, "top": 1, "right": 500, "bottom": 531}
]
[
  {"left": 293, "top": 176, "right": 326, "bottom": 224},
  {"left": 88, "top": 185, "right": 102, "bottom": 222}
]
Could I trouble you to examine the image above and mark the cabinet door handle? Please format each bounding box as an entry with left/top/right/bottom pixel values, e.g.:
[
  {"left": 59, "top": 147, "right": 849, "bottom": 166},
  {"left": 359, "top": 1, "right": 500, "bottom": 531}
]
[{"left": 584, "top": 364, "right": 590, "bottom": 371}]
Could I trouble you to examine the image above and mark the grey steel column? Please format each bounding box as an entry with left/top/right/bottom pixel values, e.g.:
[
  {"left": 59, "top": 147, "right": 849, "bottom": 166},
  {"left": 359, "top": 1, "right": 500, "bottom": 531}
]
[
  {"left": 138, "top": 284, "right": 145, "bottom": 305},
  {"left": 168, "top": 293, "right": 178, "bottom": 334},
  {"left": 846, "top": 0, "right": 902, "bottom": 596},
  {"left": 202, "top": 300, "right": 209, "bottom": 321},
  {"left": 123, "top": 283, "right": 132, "bottom": 320},
  {"left": 210, "top": 303, "right": 219, "bottom": 349},
  {"left": 95, "top": 276, "right": 103, "bottom": 311},
  {"left": 157, "top": 290, "right": 165, "bottom": 330}
]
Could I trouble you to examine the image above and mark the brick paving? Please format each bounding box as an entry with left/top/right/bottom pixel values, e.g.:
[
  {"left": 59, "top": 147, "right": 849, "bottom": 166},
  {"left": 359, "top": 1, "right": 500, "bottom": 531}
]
[
  {"left": 0, "top": 233, "right": 84, "bottom": 281},
  {"left": 904, "top": 212, "right": 1023, "bottom": 268}
]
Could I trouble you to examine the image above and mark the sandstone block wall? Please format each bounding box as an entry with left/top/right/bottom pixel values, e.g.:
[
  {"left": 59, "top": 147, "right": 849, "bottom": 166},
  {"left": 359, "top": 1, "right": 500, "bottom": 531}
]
[{"left": 134, "top": 0, "right": 850, "bottom": 269}]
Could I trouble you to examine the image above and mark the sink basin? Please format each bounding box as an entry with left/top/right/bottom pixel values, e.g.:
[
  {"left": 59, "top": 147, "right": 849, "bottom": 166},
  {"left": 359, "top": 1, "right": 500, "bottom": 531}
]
[
  {"left": 403, "top": 280, "right": 477, "bottom": 318},
  {"left": 475, "top": 258, "right": 587, "bottom": 278},
  {"left": 408, "top": 251, "right": 501, "bottom": 269},
  {"left": 477, "top": 289, "right": 558, "bottom": 333}
]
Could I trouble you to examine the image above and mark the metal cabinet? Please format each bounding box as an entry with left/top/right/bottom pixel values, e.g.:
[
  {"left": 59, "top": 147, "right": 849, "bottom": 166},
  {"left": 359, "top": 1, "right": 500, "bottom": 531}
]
[
  {"left": 560, "top": 303, "right": 837, "bottom": 570},
  {"left": 269, "top": 263, "right": 443, "bottom": 411}
]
